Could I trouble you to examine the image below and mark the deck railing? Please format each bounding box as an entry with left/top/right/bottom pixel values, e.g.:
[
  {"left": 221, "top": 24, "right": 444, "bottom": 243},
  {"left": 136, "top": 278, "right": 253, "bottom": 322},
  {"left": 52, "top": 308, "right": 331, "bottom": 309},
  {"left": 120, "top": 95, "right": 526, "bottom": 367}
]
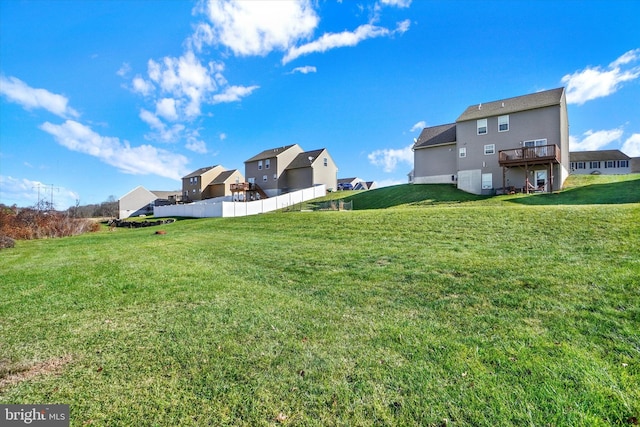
[{"left": 499, "top": 144, "right": 560, "bottom": 166}]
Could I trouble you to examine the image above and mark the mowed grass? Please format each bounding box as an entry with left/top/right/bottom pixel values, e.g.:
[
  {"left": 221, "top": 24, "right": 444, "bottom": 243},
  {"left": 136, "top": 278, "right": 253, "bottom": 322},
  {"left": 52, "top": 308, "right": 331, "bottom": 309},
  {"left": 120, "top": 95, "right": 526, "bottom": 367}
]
[{"left": 1, "top": 176, "right": 639, "bottom": 426}]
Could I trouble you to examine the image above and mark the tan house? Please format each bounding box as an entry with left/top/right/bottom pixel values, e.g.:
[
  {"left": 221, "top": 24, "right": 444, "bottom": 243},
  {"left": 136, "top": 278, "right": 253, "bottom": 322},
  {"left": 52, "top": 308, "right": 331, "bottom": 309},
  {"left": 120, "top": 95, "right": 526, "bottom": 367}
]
[
  {"left": 244, "top": 144, "right": 338, "bottom": 197},
  {"left": 181, "top": 166, "right": 244, "bottom": 201},
  {"left": 414, "top": 87, "right": 570, "bottom": 194}
]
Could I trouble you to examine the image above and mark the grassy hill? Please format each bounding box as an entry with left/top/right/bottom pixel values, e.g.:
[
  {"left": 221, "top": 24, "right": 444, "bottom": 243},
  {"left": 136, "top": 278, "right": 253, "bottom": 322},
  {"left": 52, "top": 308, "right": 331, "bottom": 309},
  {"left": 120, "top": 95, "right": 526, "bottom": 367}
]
[
  {"left": 1, "top": 175, "right": 639, "bottom": 426},
  {"left": 314, "top": 174, "right": 640, "bottom": 210}
]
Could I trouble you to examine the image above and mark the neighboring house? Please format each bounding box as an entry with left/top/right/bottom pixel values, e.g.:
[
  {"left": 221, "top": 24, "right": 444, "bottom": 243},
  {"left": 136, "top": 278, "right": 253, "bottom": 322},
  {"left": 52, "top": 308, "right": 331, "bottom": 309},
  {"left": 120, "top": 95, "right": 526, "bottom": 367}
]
[
  {"left": 354, "top": 181, "right": 377, "bottom": 190},
  {"left": 182, "top": 165, "right": 225, "bottom": 201},
  {"left": 182, "top": 165, "right": 244, "bottom": 201},
  {"left": 286, "top": 148, "right": 338, "bottom": 192},
  {"left": 633, "top": 157, "right": 640, "bottom": 173},
  {"left": 338, "top": 177, "right": 361, "bottom": 190},
  {"left": 118, "top": 186, "right": 180, "bottom": 219},
  {"left": 413, "top": 87, "right": 570, "bottom": 194},
  {"left": 244, "top": 144, "right": 338, "bottom": 197},
  {"left": 202, "top": 169, "right": 244, "bottom": 199},
  {"left": 245, "top": 144, "right": 303, "bottom": 197},
  {"left": 570, "top": 150, "right": 632, "bottom": 175}
]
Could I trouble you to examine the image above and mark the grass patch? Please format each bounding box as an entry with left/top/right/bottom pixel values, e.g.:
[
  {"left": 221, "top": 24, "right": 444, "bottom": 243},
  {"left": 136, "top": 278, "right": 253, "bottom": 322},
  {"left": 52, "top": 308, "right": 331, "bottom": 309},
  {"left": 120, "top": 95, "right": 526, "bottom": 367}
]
[{"left": 1, "top": 176, "right": 639, "bottom": 426}]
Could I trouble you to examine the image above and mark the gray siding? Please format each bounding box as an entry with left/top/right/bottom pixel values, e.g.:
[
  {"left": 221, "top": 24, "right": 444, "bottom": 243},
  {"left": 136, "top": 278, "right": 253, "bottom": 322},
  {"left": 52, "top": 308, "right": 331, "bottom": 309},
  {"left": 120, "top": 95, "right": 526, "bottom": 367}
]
[{"left": 413, "top": 143, "right": 457, "bottom": 183}]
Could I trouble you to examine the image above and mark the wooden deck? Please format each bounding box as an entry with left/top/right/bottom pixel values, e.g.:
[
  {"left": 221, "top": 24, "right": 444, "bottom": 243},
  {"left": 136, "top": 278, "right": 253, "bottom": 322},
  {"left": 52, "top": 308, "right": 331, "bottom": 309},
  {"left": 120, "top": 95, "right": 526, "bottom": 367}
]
[{"left": 498, "top": 144, "right": 561, "bottom": 167}]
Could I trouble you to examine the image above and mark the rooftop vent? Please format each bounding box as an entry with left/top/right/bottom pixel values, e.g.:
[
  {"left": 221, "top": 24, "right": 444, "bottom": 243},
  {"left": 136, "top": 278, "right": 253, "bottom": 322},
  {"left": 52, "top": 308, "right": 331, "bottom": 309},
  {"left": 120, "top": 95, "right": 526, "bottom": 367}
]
[{"left": 478, "top": 103, "right": 482, "bottom": 110}]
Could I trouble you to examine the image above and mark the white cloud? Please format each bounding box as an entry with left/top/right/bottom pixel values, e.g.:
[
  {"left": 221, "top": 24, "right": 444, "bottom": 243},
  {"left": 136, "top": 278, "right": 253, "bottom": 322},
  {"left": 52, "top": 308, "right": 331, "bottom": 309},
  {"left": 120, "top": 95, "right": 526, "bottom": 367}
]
[
  {"left": 156, "top": 98, "right": 179, "bottom": 121},
  {"left": 195, "top": 0, "right": 319, "bottom": 56},
  {"left": 561, "top": 48, "right": 640, "bottom": 105},
  {"left": 219, "top": 133, "right": 227, "bottom": 141},
  {"left": 283, "top": 20, "right": 410, "bottom": 64},
  {"left": 368, "top": 144, "right": 414, "bottom": 172},
  {"left": 621, "top": 133, "right": 640, "bottom": 157},
  {"left": 212, "top": 85, "right": 260, "bottom": 104},
  {"left": 185, "top": 138, "right": 207, "bottom": 154},
  {"left": 132, "top": 76, "right": 154, "bottom": 96},
  {"left": 139, "top": 109, "right": 185, "bottom": 142},
  {"left": 40, "top": 120, "right": 188, "bottom": 180},
  {"left": 0, "top": 76, "right": 79, "bottom": 118},
  {"left": 116, "top": 63, "right": 131, "bottom": 77},
  {"left": 290, "top": 66, "right": 317, "bottom": 74},
  {"left": 569, "top": 128, "right": 623, "bottom": 151},
  {"left": 410, "top": 121, "right": 426, "bottom": 132},
  {"left": 0, "top": 175, "right": 80, "bottom": 209},
  {"left": 379, "top": 0, "right": 412, "bottom": 7},
  {"left": 147, "top": 50, "right": 219, "bottom": 117}
]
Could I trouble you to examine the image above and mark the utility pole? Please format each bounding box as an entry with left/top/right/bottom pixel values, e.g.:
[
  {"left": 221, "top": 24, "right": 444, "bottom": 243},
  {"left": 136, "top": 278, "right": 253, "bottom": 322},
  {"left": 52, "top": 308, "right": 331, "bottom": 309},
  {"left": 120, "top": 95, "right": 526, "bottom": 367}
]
[{"left": 32, "top": 184, "right": 59, "bottom": 210}]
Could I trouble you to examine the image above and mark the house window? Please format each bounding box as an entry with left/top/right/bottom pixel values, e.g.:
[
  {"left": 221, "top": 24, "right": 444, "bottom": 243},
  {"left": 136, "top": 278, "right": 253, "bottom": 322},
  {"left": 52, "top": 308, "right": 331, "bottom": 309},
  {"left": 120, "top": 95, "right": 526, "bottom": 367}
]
[
  {"left": 605, "top": 161, "right": 615, "bottom": 168},
  {"left": 589, "top": 161, "right": 601, "bottom": 169},
  {"left": 484, "top": 144, "right": 495, "bottom": 155},
  {"left": 248, "top": 177, "right": 255, "bottom": 184},
  {"left": 620, "top": 160, "right": 629, "bottom": 168},
  {"left": 459, "top": 147, "right": 467, "bottom": 158},
  {"left": 481, "top": 173, "right": 492, "bottom": 190},
  {"left": 324, "top": 157, "right": 328, "bottom": 166},
  {"left": 265, "top": 159, "right": 270, "bottom": 169},
  {"left": 576, "top": 162, "right": 585, "bottom": 169},
  {"left": 263, "top": 175, "right": 268, "bottom": 182},
  {"left": 498, "top": 115, "right": 509, "bottom": 132},
  {"left": 273, "top": 174, "right": 277, "bottom": 180},
  {"left": 258, "top": 160, "right": 263, "bottom": 170},
  {"left": 477, "top": 119, "right": 487, "bottom": 135}
]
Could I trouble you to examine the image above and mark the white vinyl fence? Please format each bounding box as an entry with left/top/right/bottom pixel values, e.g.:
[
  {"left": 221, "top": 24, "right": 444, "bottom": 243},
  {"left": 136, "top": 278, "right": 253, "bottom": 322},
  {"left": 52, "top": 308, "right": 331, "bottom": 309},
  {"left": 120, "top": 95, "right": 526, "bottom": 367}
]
[{"left": 154, "top": 185, "right": 326, "bottom": 218}]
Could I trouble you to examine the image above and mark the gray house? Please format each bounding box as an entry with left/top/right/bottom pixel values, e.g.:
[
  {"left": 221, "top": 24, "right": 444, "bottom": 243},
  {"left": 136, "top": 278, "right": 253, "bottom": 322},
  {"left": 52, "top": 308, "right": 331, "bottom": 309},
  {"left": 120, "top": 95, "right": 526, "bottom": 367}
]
[
  {"left": 118, "top": 186, "right": 180, "bottom": 219},
  {"left": 414, "top": 87, "right": 570, "bottom": 194},
  {"left": 570, "top": 150, "right": 632, "bottom": 175}
]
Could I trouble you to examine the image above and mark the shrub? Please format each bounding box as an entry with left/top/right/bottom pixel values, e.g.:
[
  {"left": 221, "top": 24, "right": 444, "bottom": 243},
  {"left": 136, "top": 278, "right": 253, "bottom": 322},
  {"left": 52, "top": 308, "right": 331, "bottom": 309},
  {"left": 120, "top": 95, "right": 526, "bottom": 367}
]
[
  {"left": 0, "top": 235, "right": 15, "bottom": 249},
  {"left": 0, "top": 205, "right": 100, "bottom": 241}
]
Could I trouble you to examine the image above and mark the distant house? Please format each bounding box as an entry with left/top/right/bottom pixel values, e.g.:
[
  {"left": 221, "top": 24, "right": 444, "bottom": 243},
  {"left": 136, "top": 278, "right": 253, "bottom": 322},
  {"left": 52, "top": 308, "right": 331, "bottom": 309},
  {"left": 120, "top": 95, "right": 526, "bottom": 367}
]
[
  {"left": 244, "top": 144, "right": 338, "bottom": 197},
  {"left": 413, "top": 87, "right": 570, "bottom": 194},
  {"left": 570, "top": 150, "right": 632, "bottom": 175},
  {"left": 118, "top": 186, "right": 180, "bottom": 219},
  {"left": 337, "top": 177, "right": 375, "bottom": 190},
  {"left": 182, "top": 166, "right": 244, "bottom": 201}
]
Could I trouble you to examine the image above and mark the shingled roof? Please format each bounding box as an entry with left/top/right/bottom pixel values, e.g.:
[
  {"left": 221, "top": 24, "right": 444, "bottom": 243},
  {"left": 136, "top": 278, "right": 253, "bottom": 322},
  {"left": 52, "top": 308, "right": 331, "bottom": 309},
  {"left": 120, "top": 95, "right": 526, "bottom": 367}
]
[
  {"left": 245, "top": 144, "right": 299, "bottom": 163},
  {"left": 456, "top": 87, "right": 565, "bottom": 122},
  {"left": 286, "top": 149, "right": 326, "bottom": 169},
  {"left": 210, "top": 169, "right": 240, "bottom": 184},
  {"left": 570, "top": 150, "right": 631, "bottom": 162},
  {"left": 413, "top": 123, "right": 457, "bottom": 150},
  {"left": 182, "top": 165, "right": 220, "bottom": 179}
]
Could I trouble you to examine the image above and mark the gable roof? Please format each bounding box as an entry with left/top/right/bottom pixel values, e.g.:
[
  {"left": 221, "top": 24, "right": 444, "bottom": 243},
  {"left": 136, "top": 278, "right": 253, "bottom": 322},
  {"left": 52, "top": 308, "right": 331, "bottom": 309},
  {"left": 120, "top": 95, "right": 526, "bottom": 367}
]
[
  {"left": 245, "top": 144, "right": 300, "bottom": 163},
  {"left": 456, "top": 87, "right": 565, "bottom": 122},
  {"left": 151, "top": 190, "right": 181, "bottom": 199},
  {"left": 413, "top": 123, "right": 457, "bottom": 150},
  {"left": 286, "top": 149, "right": 326, "bottom": 170},
  {"left": 210, "top": 169, "right": 240, "bottom": 184},
  {"left": 182, "top": 165, "right": 220, "bottom": 179},
  {"left": 570, "top": 150, "right": 631, "bottom": 162}
]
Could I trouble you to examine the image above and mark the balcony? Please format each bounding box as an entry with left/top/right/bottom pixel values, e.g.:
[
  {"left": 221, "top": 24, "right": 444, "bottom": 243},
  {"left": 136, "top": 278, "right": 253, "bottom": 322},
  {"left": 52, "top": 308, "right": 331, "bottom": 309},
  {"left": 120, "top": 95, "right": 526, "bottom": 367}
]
[{"left": 498, "top": 144, "right": 561, "bottom": 167}]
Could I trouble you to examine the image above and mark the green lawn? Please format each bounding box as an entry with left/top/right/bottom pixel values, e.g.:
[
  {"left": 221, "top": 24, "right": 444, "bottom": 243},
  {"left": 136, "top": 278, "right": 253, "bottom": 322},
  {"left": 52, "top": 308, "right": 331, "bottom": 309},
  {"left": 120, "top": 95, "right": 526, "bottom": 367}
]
[{"left": 1, "top": 175, "right": 639, "bottom": 426}]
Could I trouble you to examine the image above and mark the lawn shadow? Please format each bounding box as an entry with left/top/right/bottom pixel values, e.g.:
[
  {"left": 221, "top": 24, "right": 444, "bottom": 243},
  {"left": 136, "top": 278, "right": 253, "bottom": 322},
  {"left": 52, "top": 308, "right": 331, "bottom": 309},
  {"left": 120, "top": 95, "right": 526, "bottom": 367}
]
[{"left": 508, "top": 179, "right": 640, "bottom": 205}]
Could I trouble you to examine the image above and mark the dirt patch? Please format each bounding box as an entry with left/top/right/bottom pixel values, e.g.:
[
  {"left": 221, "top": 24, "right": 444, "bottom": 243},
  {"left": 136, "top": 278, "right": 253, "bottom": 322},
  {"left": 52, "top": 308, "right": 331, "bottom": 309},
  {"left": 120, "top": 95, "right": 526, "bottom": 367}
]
[{"left": 0, "top": 355, "right": 72, "bottom": 391}]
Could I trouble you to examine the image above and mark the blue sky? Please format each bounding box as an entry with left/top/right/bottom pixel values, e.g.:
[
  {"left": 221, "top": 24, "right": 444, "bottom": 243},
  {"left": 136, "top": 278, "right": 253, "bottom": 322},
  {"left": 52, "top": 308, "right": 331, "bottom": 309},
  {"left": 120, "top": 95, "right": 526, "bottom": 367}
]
[{"left": 1, "top": 0, "right": 639, "bottom": 209}]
